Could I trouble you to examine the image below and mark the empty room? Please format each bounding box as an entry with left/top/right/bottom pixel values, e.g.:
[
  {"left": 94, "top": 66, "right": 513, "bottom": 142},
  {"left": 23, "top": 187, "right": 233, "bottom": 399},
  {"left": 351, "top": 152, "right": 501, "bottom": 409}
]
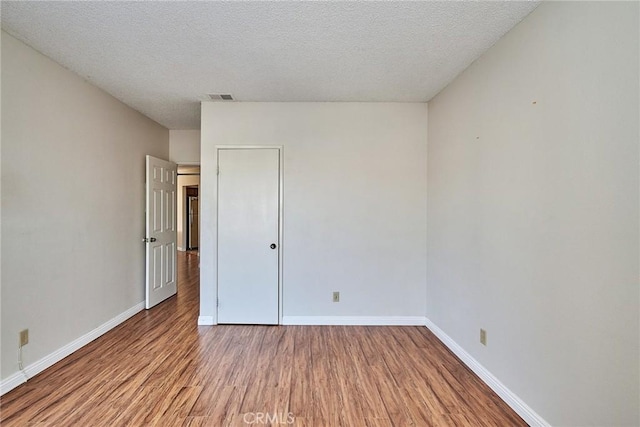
[{"left": 1, "top": 1, "right": 638, "bottom": 426}]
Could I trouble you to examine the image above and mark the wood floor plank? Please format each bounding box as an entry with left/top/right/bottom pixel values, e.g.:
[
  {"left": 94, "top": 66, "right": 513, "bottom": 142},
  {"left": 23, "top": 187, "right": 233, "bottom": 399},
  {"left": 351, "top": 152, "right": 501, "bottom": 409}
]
[
  {"left": 288, "top": 326, "right": 314, "bottom": 420},
  {"left": 0, "top": 251, "right": 527, "bottom": 427},
  {"left": 364, "top": 417, "right": 394, "bottom": 427}
]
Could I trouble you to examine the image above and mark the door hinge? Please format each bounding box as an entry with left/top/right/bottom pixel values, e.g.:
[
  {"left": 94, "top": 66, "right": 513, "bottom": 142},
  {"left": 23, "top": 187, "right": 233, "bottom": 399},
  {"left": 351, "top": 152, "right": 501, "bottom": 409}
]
[
  {"left": 217, "top": 166, "right": 219, "bottom": 175},
  {"left": 216, "top": 298, "right": 219, "bottom": 308}
]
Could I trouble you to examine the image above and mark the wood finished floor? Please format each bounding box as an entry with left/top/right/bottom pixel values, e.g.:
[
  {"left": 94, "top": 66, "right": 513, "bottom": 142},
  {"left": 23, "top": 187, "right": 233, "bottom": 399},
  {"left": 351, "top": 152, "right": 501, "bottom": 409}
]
[{"left": 1, "top": 251, "right": 526, "bottom": 426}]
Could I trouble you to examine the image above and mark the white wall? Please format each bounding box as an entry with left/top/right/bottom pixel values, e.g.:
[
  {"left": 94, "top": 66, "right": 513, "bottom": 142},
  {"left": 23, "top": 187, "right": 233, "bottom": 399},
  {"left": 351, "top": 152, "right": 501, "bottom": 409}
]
[
  {"left": 426, "top": 2, "right": 639, "bottom": 426},
  {"left": 1, "top": 33, "right": 169, "bottom": 382},
  {"left": 0, "top": 31, "right": 3, "bottom": 364},
  {"left": 200, "top": 103, "right": 428, "bottom": 322},
  {"left": 169, "top": 130, "right": 200, "bottom": 164}
]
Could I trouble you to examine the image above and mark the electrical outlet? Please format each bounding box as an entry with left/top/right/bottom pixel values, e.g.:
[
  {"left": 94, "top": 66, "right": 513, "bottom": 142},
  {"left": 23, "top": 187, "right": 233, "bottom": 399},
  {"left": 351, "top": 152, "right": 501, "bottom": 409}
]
[
  {"left": 332, "top": 292, "right": 340, "bottom": 303},
  {"left": 480, "top": 329, "right": 487, "bottom": 346},
  {"left": 19, "top": 329, "right": 29, "bottom": 347}
]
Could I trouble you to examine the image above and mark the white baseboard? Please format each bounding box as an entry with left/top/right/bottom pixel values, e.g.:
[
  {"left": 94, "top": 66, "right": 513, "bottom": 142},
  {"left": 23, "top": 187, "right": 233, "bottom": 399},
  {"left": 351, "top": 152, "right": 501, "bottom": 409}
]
[
  {"left": 0, "top": 372, "right": 28, "bottom": 396},
  {"left": 198, "top": 315, "right": 216, "bottom": 325},
  {"left": 424, "top": 318, "right": 550, "bottom": 427},
  {"left": 282, "top": 316, "right": 427, "bottom": 326},
  {"left": 0, "top": 302, "right": 144, "bottom": 396}
]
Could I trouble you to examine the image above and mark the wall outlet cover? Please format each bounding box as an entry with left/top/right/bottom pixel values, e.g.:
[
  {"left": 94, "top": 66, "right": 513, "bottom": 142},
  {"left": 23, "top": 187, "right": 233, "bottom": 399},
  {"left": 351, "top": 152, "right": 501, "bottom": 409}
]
[{"left": 19, "top": 329, "right": 29, "bottom": 347}]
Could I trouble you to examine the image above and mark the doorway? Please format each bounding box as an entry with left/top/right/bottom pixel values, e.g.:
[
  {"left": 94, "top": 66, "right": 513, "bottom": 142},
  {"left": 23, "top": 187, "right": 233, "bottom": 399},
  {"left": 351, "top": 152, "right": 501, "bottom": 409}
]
[
  {"left": 175, "top": 166, "right": 200, "bottom": 317},
  {"left": 186, "top": 187, "right": 199, "bottom": 250},
  {"left": 177, "top": 165, "right": 200, "bottom": 253}
]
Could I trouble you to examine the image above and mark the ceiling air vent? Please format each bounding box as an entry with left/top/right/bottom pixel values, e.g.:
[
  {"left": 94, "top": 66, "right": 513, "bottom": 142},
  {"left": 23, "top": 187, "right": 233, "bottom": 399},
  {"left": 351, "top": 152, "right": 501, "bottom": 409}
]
[{"left": 208, "top": 94, "right": 234, "bottom": 101}]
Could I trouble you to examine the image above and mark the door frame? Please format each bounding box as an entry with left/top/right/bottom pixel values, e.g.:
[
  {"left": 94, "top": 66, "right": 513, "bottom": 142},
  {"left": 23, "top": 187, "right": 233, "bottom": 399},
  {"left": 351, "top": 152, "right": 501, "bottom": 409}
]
[{"left": 213, "top": 145, "right": 284, "bottom": 325}]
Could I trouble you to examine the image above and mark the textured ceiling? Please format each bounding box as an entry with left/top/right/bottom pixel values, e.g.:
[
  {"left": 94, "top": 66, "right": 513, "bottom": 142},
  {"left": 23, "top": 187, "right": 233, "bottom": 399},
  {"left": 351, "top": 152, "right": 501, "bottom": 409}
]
[{"left": 1, "top": 1, "right": 539, "bottom": 129}]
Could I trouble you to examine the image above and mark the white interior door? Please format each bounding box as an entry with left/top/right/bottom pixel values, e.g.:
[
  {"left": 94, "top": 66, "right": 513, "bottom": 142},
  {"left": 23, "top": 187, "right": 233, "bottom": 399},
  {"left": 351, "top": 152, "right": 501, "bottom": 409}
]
[
  {"left": 217, "top": 148, "right": 280, "bottom": 324},
  {"left": 145, "top": 155, "right": 177, "bottom": 309}
]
